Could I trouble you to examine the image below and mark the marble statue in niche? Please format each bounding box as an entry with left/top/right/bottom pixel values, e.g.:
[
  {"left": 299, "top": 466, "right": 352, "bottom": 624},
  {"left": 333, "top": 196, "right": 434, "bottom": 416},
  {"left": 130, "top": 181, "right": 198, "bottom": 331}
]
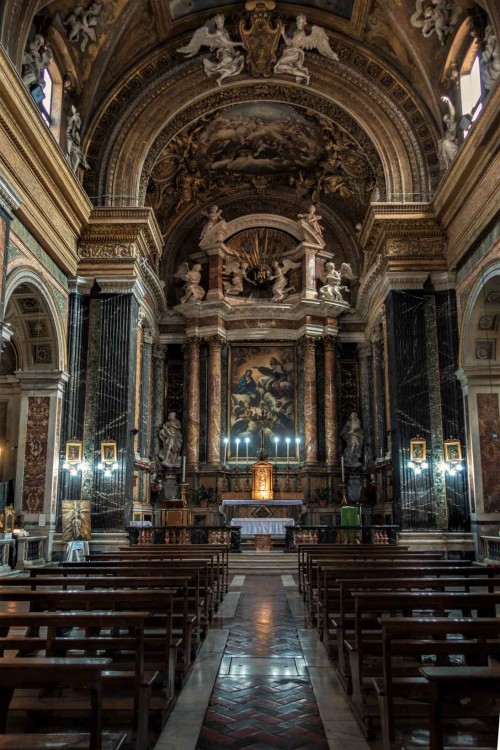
[
  {"left": 482, "top": 24, "right": 500, "bottom": 91},
  {"left": 22, "top": 35, "right": 53, "bottom": 91},
  {"left": 177, "top": 14, "right": 245, "bottom": 86},
  {"left": 271, "top": 259, "right": 301, "bottom": 302},
  {"left": 274, "top": 14, "right": 339, "bottom": 85},
  {"left": 61, "top": 2, "right": 102, "bottom": 52},
  {"left": 159, "top": 411, "right": 182, "bottom": 467},
  {"left": 340, "top": 411, "right": 364, "bottom": 467},
  {"left": 410, "top": 0, "right": 461, "bottom": 46},
  {"left": 437, "top": 96, "right": 458, "bottom": 171},
  {"left": 319, "top": 260, "right": 356, "bottom": 303},
  {"left": 298, "top": 205, "right": 325, "bottom": 245},
  {"left": 174, "top": 262, "right": 206, "bottom": 303},
  {"left": 66, "top": 105, "right": 90, "bottom": 172}
]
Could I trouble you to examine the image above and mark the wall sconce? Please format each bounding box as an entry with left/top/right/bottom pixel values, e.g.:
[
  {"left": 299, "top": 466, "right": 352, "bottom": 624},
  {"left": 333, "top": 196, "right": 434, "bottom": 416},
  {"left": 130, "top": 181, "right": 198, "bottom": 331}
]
[
  {"left": 63, "top": 440, "right": 83, "bottom": 476},
  {"left": 408, "top": 436, "right": 429, "bottom": 475},
  {"left": 98, "top": 440, "right": 118, "bottom": 478},
  {"left": 442, "top": 438, "right": 464, "bottom": 476}
]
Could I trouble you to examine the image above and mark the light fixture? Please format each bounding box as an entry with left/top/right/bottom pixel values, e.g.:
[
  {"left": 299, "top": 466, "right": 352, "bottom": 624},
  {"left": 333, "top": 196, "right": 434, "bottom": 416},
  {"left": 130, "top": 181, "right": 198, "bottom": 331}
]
[
  {"left": 408, "top": 436, "right": 429, "bottom": 475},
  {"left": 63, "top": 440, "right": 83, "bottom": 476},
  {"left": 98, "top": 440, "right": 118, "bottom": 477},
  {"left": 442, "top": 438, "right": 464, "bottom": 476}
]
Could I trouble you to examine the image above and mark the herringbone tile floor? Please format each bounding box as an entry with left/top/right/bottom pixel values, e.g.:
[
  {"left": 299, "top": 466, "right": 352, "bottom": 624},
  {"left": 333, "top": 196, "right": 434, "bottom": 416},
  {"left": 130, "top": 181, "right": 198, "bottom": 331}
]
[{"left": 196, "top": 575, "right": 329, "bottom": 750}]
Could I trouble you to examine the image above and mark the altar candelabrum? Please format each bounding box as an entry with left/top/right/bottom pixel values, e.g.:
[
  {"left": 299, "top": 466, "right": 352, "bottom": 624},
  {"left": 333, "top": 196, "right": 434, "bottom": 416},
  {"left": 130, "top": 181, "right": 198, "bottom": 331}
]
[
  {"left": 297, "top": 464, "right": 303, "bottom": 493},
  {"left": 273, "top": 462, "right": 280, "bottom": 494},
  {"left": 221, "top": 465, "right": 228, "bottom": 493},
  {"left": 233, "top": 466, "right": 241, "bottom": 492},
  {"left": 285, "top": 464, "right": 292, "bottom": 492},
  {"left": 179, "top": 483, "right": 189, "bottom": 508}
]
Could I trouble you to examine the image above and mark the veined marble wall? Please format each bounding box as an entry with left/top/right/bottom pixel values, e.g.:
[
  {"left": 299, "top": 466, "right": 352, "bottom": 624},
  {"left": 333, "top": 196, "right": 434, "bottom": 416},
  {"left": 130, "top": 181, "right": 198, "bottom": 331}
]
[
  {"left": 22, "top": 396, "right": 50, "bottom": 513},
  {"left": 477, "top": 393, "right": 500, "bottom": 512}
]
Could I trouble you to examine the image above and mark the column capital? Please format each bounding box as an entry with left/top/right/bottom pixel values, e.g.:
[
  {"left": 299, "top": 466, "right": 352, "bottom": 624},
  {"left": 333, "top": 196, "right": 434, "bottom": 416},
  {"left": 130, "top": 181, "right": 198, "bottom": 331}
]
[
  {"left": 152, "top": 344, "right": 166, "bottom": 359},
  {"left": 142, "top": 329, "right": 155, "bottom": 346},
  {"left": 205, "top": 334, "right": 226, "bottom": 350},
  {"left": 298, "top": 335, "right": 319, "bottom": 352},
  {"left": 185, "top": 337, "right": 201, "bottom": 354},
  {"left": 357, "top": 341, "right": 372, "bottom": 358},
  {"left": 323, "top": 335, "right": 336, "bottom": 352}
]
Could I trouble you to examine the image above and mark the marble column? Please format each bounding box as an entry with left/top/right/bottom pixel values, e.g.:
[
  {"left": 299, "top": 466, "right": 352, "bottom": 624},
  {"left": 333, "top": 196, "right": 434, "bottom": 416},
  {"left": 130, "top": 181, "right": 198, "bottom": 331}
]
[
  {"left": 380, "top": 306, "right": 392, "bottom": 457},
  {"left": 185, "top": 337, "right": 201, "bottom": 467},
  {"left": 300, "top": 336, "right": 318, "bottom": 463},
  {"left": 323, "top": 335, "right": 337, "bottom": 465},
  {"left": 139, "top": 329, "right": 154, "bottom": 459},
  {"left": 151, "top": 344, "right": 166, "bottom": 459},
  {"left": 357, "top": 341, "right": 373, "bottom": 465},
  {"left": 371, "top": 328, "right": 385, "bottom": 460},
  {"left": 206, "top": 334, "right": 224, "bottom": 465}
]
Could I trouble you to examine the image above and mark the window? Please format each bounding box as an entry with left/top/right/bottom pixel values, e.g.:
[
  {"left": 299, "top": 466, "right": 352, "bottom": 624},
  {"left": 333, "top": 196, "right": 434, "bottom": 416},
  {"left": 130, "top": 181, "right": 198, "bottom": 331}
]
[{"left": 460, "top": 55, "right": 482, "bottom": 136}]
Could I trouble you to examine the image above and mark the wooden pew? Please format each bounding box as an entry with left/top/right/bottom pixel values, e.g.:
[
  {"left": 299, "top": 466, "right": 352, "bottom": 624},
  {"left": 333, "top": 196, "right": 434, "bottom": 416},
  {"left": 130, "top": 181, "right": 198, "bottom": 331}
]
[
  {"left": 375, "top": 618, "right": 500, "bottom": 750},
  {"left": 0, "top": 656, "right": 125, "bottom": 750},
  {"left": 347, "top": 591, "right": 500, "bottom": 730},
  {"left": 0, "top": 612, "right": 151, "bottom": 750}
]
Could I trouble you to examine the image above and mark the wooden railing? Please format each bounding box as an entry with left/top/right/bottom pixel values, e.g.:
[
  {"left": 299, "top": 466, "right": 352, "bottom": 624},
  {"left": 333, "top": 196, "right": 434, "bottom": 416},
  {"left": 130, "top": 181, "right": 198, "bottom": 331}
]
[
  {"left": 284, "top": 525, "right": 399, "bottom": 551},
  {"left": 127, "top": 525, "right": 242, "bottom": 552}
]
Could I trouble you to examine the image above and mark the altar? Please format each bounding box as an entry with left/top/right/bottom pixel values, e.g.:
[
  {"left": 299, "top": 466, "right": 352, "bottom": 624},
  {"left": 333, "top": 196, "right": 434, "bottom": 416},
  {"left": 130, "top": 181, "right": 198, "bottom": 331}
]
[
  {"left": 230, "top": 517, "right": 294, "bottom": 536},
  {"left": 221, "top": 498, "right": 305, "bottom": 523}
]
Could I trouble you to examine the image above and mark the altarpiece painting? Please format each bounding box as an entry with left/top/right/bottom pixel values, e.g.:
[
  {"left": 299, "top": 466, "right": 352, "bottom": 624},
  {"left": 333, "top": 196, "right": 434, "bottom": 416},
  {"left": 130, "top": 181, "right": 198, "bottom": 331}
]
[{"left": 229, "top": 344, "right": 296, "bottom": 459}]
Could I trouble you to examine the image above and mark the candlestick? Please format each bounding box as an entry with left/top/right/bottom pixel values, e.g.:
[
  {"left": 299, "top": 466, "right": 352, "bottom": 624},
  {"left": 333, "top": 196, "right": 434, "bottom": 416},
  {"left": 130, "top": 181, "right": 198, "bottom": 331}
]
[
  {"left": 341, "top": 456, "right": 345, "bottom": 483},
  {"left": 245, "top": 437, "right": 249, "bottom": 466},
  {"left": 274, "top": 436, "right": 279, "bottom": 460},
  {"left": 223, "top": 437, "right": 228, "bottom": 464},
  {"left": 295, "top": 436, "right": 300, "bottom": 462},
  {"left": 181, "top": 455, "right": 186, "bottom": 483},
  {"left": 235, "top": 438, "right": 240, "bottom": 464},
  {"left": 286, "top": 437, "right": 290, "bottom": 466}
]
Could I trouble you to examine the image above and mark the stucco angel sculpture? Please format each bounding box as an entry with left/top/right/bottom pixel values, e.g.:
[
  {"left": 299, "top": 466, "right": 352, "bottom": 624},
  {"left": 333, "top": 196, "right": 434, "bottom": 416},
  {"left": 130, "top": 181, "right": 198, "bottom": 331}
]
[
  {"left": 177, "top": 14, "right": 245, "bottom": 86},
  {"left": 410, "top": 0, "right": 460, "bottom": 46},
  {"left": 271, "top": 259, "right": 301, "bottom": 302},
  {"left": 437, "top": 96, "right": 458, "bottom": 171},
  {"left": 319, "top": 261, "right": 356, "bottom": 304},
  {"left": 274, "top": 14, "right": 339, "bottom": 85},
  {"left": 66, "top": 105, "right": 90, "bottom": 172},
  {"left": 61, "top": 2, "right": 102, "bottom": 52},
  {"left": 174, "top": 262, "right": 206, "bottom": 304},
  {"left": 223, "top": 259, "right": 252, "bottom": 297}
]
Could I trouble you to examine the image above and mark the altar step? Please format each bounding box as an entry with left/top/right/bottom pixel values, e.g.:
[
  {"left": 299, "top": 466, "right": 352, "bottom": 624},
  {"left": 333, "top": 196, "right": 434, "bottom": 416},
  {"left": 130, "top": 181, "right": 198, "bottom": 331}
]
[{"left": 228, "top": 550, "right": 298, "bottom": 575}]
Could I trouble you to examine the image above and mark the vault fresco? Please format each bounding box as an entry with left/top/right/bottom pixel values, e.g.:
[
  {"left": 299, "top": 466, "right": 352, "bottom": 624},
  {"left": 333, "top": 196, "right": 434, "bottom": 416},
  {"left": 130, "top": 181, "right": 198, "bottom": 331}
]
[{"left": 169, "top": 0, "right": 354, "bottom": 22}]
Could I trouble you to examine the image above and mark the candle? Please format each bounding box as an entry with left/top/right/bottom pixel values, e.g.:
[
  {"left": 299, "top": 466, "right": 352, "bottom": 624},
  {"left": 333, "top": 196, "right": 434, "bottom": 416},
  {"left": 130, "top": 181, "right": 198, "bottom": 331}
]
[
  {"left": 295, "top": 436, "right": 300, "bottom": 461},
  {"left": 235, "top": 438, "right": 240, "bottom": 464},
  {"left": 286, "top": 437, "right": 290, "bottom": 465},
  {"left": 182, "top": 455, "right": 186, "bottom": 483},
  {"left": 274, "top": 437, "right": 279, "bottom": 460},
  {"left": 245, "top": 437, "right": 250, "bottom": 465},
  {"left": 223, "top": 437, "right": 228, "bottom": 464},
  {"left": 341, "top": 456, "right": 345, "bottom": 483}
]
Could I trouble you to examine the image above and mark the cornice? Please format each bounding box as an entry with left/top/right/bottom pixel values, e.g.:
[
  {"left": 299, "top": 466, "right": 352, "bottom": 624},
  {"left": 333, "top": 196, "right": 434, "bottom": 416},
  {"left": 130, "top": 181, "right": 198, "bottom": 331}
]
[
  {"left": 0, "top": 170, "right": 22, "bottom": 215},
  {"left": 0, "top": 45, "right": 91, "bottom": 275},
  {"left": 81, "top": 207, "right": 163, "bottom": 260}
]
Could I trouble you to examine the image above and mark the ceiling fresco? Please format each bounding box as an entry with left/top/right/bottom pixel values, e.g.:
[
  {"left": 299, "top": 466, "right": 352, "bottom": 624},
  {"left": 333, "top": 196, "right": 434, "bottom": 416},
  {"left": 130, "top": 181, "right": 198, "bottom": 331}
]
[{"left": 168, "top": 0, "right": 355, "bottom": 22}]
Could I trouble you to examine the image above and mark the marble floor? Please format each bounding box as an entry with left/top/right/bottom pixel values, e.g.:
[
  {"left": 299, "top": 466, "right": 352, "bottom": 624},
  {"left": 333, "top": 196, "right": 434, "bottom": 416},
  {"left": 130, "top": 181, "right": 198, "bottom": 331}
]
[{"left": 155, "top": 572, "right": 371, "bottom": 750}]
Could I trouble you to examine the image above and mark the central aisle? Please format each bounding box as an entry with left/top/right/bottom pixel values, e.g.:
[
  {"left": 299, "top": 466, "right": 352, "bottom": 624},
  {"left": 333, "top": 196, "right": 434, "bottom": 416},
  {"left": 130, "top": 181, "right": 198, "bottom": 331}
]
[{"left": 196, "top": 574, "right": 329, "bottom": 749}]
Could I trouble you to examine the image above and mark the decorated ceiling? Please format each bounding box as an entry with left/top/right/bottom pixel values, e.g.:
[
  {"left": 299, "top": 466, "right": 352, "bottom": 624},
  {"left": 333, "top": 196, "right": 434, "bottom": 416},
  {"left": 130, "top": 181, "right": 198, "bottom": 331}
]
[{"left": 168, "top": 0, "right": 355, "bottom": 22}]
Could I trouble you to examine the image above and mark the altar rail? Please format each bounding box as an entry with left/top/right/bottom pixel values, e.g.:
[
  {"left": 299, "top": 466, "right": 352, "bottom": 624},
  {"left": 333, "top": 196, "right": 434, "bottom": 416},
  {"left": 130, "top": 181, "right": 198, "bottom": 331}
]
[
  {"left": 482, "top": 536, "right": 500, "bottom": 563},
  {"left": 285, "top": 525, "right": 399, "bottom": 551},
  {"left": 127, "top": 525, "right": 242, "bottom": 552}
]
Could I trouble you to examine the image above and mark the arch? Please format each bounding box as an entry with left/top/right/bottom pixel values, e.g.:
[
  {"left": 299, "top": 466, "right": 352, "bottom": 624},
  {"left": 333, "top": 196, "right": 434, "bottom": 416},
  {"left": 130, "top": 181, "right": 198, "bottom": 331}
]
[{"left": 459, "top": 258, "right": 500, "bottom": 369}]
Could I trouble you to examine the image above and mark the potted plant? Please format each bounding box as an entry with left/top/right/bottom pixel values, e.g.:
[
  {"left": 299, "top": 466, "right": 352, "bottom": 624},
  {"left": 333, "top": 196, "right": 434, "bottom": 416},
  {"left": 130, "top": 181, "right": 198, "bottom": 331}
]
[
  {"left": 316, "top": 487, "right": 333, "bottom": 508},
  {"left": 191, "top": 486, "right": 214, "bottom": 508}
]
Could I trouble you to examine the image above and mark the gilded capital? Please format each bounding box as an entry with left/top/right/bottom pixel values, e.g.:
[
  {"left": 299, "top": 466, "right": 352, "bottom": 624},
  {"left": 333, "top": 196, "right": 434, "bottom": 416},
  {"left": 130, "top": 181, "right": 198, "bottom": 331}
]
[
  {"left": 205, "top": 334, "right": 226, "bottom": 351},
  {"left": 323, "top": 335, "right": 336, "bottom": 352},
  {"left": 185, "top": 337, "right": 201, "bottom": 355},
  {"left": 298, "top": 335, "right": 318, "bottom": 352}
]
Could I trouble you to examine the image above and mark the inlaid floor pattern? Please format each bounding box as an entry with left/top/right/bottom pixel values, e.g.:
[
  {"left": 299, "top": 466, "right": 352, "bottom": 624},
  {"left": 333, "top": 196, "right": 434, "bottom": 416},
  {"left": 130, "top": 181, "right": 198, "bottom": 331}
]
[{"left": 196, "top": 575, "right": 329, "bottom": 750}]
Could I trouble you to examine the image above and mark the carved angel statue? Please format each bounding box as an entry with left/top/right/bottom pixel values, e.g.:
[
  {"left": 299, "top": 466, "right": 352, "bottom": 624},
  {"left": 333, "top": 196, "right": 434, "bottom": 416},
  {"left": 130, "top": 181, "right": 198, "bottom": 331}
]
[
  {"left": 174, "top": 262, "right": 206, "bottom": 304},
  {"left": 319, "top": 261, "right": 357, "bottom": 304},
  {"left": 298, "top": 204, "right": 325, "bottom": 243},
  {"left": 271, "top": 259, "right": 301, "bottom": 302},
  {"left": 61, "top": 2, "right": 102, "bottom": 52},
  {"left": 437, "top": 96, "right": 458, "bottom": 171},
  {"left": 223, "top": 259, "right": 251, "bottom": 297},
  {"left": 22, "top": 34, "right": 53, "bottom": 90},
  {"left": 274, "top": 14, "right": 339, "bottom": 85},
  {"left": 482, "top": 24, "right": 500, "bottom": 91},
  {"left": 200, "top": 204, "right": 226, "bottom": 242},
  {"left": 410, "top": 0, "right": 460, "bottom": 46},
  {"left": 177, "top": 14, "right": 245, "bottom": 86},
  {"left": 159, "top": 411, "right": 182, "bottom": 467},
  {"left": 66, "top": 105, "right": 90, "bottom": 172}
]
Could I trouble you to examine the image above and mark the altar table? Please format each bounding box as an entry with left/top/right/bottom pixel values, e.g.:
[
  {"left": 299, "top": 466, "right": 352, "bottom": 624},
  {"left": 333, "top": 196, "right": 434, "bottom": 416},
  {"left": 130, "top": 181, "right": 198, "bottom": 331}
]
[{"left": 230, "top": 518, "right": 295, "bottom": 536}]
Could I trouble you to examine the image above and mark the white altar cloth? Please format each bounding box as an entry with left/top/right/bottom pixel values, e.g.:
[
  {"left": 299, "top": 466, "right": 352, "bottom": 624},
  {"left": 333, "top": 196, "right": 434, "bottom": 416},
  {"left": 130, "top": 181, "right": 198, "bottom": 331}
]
[
  {"left": 222, "top": 499, "right": 303, "bottom": 506},
  {"left": 230, "top": 518, "right": 295, "bottom": 536}
]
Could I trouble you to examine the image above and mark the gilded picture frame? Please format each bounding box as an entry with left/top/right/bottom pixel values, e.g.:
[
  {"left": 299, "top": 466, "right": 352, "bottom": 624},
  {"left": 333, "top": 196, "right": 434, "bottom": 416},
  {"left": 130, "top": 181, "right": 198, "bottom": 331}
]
[
  {"left": 444, "top": 439, "right": 462, "bottom": 463},
  {"left": 65, "top": 440, "right": 83, "bottom": 464},
  {"left": 409, "top": 438, "right": 426, "bottom": 463},
  {"left": 101, "top": 440, "right": 117, "bottom": 464}
]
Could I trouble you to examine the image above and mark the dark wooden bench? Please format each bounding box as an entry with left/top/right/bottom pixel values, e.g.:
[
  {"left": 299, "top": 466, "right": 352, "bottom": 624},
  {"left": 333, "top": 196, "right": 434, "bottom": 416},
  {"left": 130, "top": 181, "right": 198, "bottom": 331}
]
[
  {"left": 0, "top": 656, "right": 125, "bottom": 750},
  {"left": 375, "top": 617, "right": 500, "bottom": 749}
]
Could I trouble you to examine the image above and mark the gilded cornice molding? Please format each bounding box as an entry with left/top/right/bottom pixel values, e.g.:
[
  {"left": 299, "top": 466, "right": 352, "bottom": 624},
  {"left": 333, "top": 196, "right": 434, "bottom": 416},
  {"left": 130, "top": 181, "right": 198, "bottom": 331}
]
[
  {"left": 140, "top": 256, "right": 168, "bottom": 316},
  {"left": 0, "top": 170, "right": 22, "bottom": 214}
]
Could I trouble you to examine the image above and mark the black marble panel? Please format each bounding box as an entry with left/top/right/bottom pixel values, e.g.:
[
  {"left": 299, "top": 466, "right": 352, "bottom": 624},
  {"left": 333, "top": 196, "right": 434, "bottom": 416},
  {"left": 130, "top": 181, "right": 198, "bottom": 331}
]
[
  {"left": 385, "top": 291, "right": 435, "bottom": 530},
  {"left": 139, "top": 337, "right": 152, "bottom": 458},
  {"left": 435, "top": 290, "right": 470, "bottom": 530},
  {"left": 316, "top": 344, "right": 326, "bottom": 464},
  {"left": 221, "top": 343, "right": 229, "bottom": 461},
  {"left": 91, "top": 294, "right": 138, "bottom": 530},
  {"left": 198, "top": 342, "right": 208, "bottom": 465}
]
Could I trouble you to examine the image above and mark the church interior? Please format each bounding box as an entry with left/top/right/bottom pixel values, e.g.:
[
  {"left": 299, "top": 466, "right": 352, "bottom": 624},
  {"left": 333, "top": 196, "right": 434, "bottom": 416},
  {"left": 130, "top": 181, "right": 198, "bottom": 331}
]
[{"left": 0, "top": 0, "right": 499, "bottom": 748}]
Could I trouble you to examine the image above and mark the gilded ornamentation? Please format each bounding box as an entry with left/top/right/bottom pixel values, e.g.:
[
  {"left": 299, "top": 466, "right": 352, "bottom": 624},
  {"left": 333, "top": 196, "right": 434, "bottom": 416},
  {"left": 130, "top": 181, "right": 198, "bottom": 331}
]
[
  {"left": 79, "top": 244, "right": 136, "bottom": 258},
  {"left": 410, "top": 0, "right": 461, "bottom": 46},
  {"left": 238, "top": 1, "right": 282, "bottom": 78},
  {"left": 62, "top": 500, "right": 91, "bottom": 542}
]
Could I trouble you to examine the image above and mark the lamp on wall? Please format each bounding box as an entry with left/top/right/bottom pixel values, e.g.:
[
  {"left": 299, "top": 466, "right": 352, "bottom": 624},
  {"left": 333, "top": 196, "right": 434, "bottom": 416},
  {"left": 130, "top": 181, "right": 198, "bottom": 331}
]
[
  {"left": 98, "top": 440, "right": 118, "bottom": 478},
  {"left": 62, "top": 439, "right": 84, "bottom": 476},
  {"left": 407, "top": 436, "right": 429, "bottom": 475},
  {"left": 442, "top": 438, "right": 464, "bottom": 476}
]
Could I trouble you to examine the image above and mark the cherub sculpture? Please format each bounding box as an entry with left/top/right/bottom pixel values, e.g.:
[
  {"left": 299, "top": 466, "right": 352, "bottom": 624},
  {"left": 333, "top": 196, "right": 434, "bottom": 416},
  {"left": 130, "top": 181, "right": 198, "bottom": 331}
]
[
  {"left": 66, "top": 105, "right": 90, "bottom": 172},
  {"left": 437, "top": 96, "right": 458, "bottom": 171},
  {"left": 174, "top": 262, "right": 206, "bottom": 304},
  {"left": 22, "top": 34, "right": 53, "bottom": 90},
  {"left": 177, "top": 14, "right": 245, "bottom": 86},
  {"left": 319, "top": 261, "right": 356, "bottom": 304},
  {"left": 274, "top": 14, "right": 339, "bottom": 85},
  {"left": 271, "top": 259, "right": 301, "bottom": 302},
  {"left": 61, "top": 2, "right": 102, "bottom": 52},
  {"left": 410, "top": 0, "right": 460, "bottom": 46},
  {"left": 223, "top": 259, "right": 252, "bottom": 297}
]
